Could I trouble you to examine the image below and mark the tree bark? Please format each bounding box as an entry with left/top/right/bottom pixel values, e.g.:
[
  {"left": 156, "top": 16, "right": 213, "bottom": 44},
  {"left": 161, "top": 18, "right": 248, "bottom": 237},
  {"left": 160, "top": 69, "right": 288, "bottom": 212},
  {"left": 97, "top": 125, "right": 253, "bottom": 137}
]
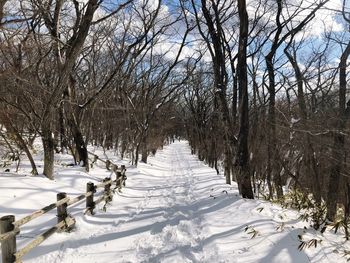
[
  {"left": 326, "top": 41, "right": 350, "bottom": 221},
  {"left": 70, "top": 117, "right": 89, "bottom": 171},
  {"left": 0, "top": 0, "right": 7, "bottom": 25},
  {"left": 265, "top": 0, "right": 284, "bottom": 199},
  {"left": 59, "top": 105, "right": 67, "bottom": 153},
  {"left": 42, "top": 120, "right": 55, "bottom": 180},
  {"left": 141, "top": 136, "right": 148, "bottom": 163},
  {"left": 236, "top": 0, "right": 254, "bottom": 199}
]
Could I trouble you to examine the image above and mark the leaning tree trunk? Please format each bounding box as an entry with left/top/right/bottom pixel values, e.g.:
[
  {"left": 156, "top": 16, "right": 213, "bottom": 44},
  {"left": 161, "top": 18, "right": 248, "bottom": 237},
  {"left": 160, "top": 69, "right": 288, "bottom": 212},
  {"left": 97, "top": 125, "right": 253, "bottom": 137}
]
[
  {"left": 11, "top": 128, "right": 38, "bottom": 176},
  {"left": 0, "top": 114, "right": 38, "bottom": 175}
]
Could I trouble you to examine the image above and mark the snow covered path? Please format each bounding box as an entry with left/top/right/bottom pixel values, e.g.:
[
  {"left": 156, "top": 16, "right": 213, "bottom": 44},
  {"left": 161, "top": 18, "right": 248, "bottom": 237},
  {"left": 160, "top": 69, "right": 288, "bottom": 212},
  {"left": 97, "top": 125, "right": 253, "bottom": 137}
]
[
  {"left": 1, "top": 141, "right": 348, "bottom": 262},
  {"left": 16, "top": 141, "right": 226, "bottom": 263}
]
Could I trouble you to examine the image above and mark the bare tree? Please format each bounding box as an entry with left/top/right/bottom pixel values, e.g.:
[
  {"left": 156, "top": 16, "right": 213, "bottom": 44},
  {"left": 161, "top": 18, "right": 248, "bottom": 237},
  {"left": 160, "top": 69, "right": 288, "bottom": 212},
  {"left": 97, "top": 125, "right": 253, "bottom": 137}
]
[
  {"left": 326, "top": 0, "right": 350, "bottom": 220},
  {"left": 236, "top": 0, "right": 254, "bottom": 198}
]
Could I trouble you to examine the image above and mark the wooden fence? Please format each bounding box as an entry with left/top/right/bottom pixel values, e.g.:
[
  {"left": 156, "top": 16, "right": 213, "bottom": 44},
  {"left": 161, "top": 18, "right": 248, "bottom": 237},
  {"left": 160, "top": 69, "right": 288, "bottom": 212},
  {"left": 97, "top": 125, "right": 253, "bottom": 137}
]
[{"left": 0, "top": 158, "right": 127, "bottom": 263}]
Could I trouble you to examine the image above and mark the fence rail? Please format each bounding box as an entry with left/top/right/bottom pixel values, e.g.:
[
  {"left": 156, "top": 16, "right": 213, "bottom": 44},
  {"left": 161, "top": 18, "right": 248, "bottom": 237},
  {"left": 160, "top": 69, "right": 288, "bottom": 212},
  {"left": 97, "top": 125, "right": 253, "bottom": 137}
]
[{"left": 0, "top": 159, "right": 127, "bottom": 263}]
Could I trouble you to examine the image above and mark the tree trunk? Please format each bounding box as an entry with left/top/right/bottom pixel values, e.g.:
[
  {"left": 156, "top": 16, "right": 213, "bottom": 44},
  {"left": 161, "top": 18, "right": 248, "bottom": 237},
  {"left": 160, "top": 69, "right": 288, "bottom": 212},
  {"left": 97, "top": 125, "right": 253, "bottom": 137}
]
[
  {"left": 326, "top": 41, "right": 350, "bottom": 221},
  {"left": 0, "top": 0, "right": 7, "bottom": 24},
  {"left": 135, "top": 143, "right": 140, "bottom": 166},
  {"left": 0, "top": 114, "right": 38, "bottom": 175},
  {"left": 141, "top": 148, "right": 148, "bottom": 163},
  {"left": 104, "top": 125, "right": 113, "bottom": 150},
  {"left": 224, "top": 146, "right": 232, "bottom": 184},
  {"left": 327, "top": 132, "right": 345, "bottom": 220},
  {"left": 266, "top": 55, "right": 283, "bottom": 199},
  {"left": 42, "top": 123, "right": 55, "bottom": 180},
  {"left": 72, "top": 124, "right": 89, "bottom": 171},
  {"left": 236, "top": 0, "right": 254, "bottom": 199},
  {"left": 14, "top": 132, "right": 38, "bottom": 176},
  {"left": 141, "top": 136, "right": 148, "bottom": 163},
  {"left": 70, "top": 117, "right": 89, "bottom": 171},
  {"left": 65, "top": 76, "right": 90, "bottom": 171},
  {"left": 59, "top": 105, "right": 68, "bottom": 153}
]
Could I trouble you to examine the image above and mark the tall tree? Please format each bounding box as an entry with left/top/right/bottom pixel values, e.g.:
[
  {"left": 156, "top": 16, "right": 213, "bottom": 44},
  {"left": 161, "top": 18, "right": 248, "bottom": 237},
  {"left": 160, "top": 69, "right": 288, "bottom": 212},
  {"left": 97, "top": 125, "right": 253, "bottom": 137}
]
[
  {"left": 191, "top": 0, "right": 237, "bottom": 184},
  {"left": 236, "top": 0, "right": 254, "bottom": 198},
  {"left": 265, "top": 0, "right": 329, "bottom": 198},
  {"left": 326, "top": 0, "right": 350, "bottom": 220}
]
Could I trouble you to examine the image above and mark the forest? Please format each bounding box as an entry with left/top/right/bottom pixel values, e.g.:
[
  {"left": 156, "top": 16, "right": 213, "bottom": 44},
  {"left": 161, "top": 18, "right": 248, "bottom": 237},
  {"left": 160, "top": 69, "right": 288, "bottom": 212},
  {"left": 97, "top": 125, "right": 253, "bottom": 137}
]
[{"left": 0, "top": 0, "right": 349, "bottom": 231}]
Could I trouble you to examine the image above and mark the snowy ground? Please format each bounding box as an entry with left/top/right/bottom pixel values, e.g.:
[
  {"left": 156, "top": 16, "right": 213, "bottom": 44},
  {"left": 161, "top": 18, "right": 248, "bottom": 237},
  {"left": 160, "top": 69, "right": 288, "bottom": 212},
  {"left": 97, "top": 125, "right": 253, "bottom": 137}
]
[{"left": 0, "top": 141, "right": 349, "bottom": 262}]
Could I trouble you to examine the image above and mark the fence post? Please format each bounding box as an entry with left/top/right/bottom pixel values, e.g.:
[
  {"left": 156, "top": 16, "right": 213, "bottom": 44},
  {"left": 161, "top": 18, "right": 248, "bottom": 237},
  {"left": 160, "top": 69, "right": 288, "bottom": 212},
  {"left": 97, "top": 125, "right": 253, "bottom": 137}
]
[
  {"left": 93, "top": 154, "right": 98, "bottom": 164},
  {"left": 112, "top": 164, "right": 118, "bottom": 185},
  {"left": 116, "top": 170, "right": 122, "bottom": 188},
  {"left": 121, "top": 165, "right": 126, "bottom": 187},
  {"left": 104, "top": 177, "right": 112, "bottom": 202},
  {"left": 0, "top": 215, "right": 16, "bottom": 263},
  {"left": 57, "top": 193, "right": 68, "bottom": 230},
  {"left": 106, "top": 160, "right": 111, "bottom": 170},
  {"left": 86, "top": 182, "right": 95, "bottom": 215}
]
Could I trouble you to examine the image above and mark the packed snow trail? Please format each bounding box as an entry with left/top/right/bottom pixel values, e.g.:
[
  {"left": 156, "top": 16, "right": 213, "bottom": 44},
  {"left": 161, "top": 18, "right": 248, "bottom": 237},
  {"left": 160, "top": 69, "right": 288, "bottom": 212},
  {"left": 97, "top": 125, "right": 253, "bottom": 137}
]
[
  {"left": 20, "top": 141, "right": 226, "bottom": 263},
  {"left": 1, "top": 141, "right": 346, "bottom": 262}
]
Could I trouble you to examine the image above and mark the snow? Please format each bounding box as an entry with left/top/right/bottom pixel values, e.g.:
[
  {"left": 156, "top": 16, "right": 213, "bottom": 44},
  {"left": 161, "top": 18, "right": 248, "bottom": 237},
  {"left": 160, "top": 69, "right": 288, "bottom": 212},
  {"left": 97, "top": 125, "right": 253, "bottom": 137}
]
[
  {"left": 0, "top": 141, "right": 349, "bottom": 262},
  {"left": 291, "top": 117, "right": 300, "bottom": 124}
]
